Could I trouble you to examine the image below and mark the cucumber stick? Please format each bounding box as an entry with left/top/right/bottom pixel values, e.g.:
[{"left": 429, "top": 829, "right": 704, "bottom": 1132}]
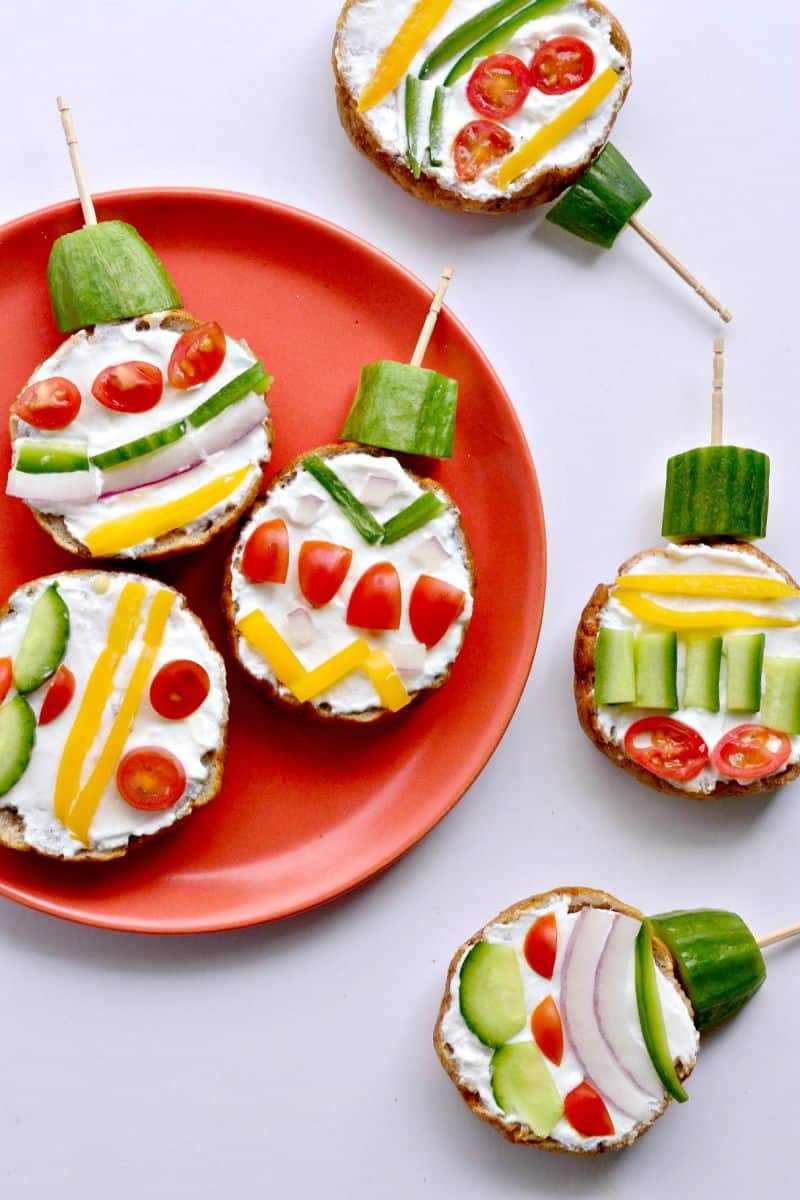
[
  {"left": 761, "top": 658, "right": 800, "bottom": 734},
  {"left": 381, "top": 493, "right": 445, "bottom": 544},
  {"left": 724, "top": 634, "right": 764, "bottom": 713},
  {"left": 635, "top": 632, "right": 678, "bottom": 710},
  {"left": 13, "top": 584, "right": 70, "bottom": 695},
  {"left": 15, "top": 439, "right": 90, "bottom": 475},
  {"left": 595, "top": 628, "right": 635, "bottom": 705},
  {"left": 459, "top": 941, "right": 526, "bottom": 1047},
  {"left": 682, "top": 636, "right": 722, "bottom": 712},
  {"left": 546, "top": 144, "right": 651, "bottom": 249},
  {"left": 662, "top": 447, "right": 770, "bottom": 541},
  {"left": 0, "top": 696, "right": 36, "bottom": 797},
  {"left": 444, "top": 0, "right": 570, "bottom": 85}
]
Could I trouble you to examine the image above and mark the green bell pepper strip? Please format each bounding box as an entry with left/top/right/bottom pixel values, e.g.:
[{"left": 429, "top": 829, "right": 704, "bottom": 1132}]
[
  {"left": 381, "top": 492, "right": 445, "bottom": 543},
  {"left": 428, "top": 86, "right": 447, "bottom": 167},
  {"left": 419, "top": 0, "right": 533, "bottom": 79},
  {"left": 634, "top": 920, "right": 689, "bottom": 1103},
  {"left": 444, "top": 0, "right": 570, "bottom": 85},
  {"left": 302, "top": 456, "right": 384, "bottom": 545},
  {"left": 406, "top": 76, "right": 426, "bottom": 179}
]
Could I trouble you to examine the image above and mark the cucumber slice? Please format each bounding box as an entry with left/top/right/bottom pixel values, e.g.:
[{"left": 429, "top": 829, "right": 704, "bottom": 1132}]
[
  {"left": 490, "top": 1043, "right": 563, "bottom": 1137},
  {"left": 761, "top": 657, "right": 800, "bottom": 734},
  {"left": 595, "top": 628, "right": 635, "bottom": 704},
  {"left": 635, "top": 632, "right": 678, "bottom": 710},
  {"left": 47, "top": 221, "right": 182, "bottom": 334},
  {"left": 0, "top": 696, "right": 36, "bottom": 796},
  {"left": 459, "top": 941, "right": 526, "bottom": 1047},
  {"left": 662, "top": 447, "right": 770, "bottom": 541},
  {"left": 683, "top": 636, "right": 722, "bottom": 712},
  {"left": 187, "top": 362, "right": 272, "bottom": 429},
  {"left": 90, "top": 419, "right": 186, "bottom": 471},
  {"left": 634, "top": 920, "right": 689, "bottom": 1103},
  {"left": 341, "top": 361, "right": 457, "bottom": 459},
  {"left": 546, "top": 144, "right": 651, "bottom": 250},
  {"left": 381, "top": 493, "right": 445, "bottom": 544},
  {"left": 15, "top": 438, "right": 90, "bottom": 475},
  {"left": 13, "top": 583, "right": 70, "bottom": 695},
  {"left": 725, "top": 633, "right": 765, "bottom": 713},
  {"left": 429, "top": 86, "right": 447, "bottom": 167},
  {"left": 302, "top": 455, "right": 384, "bottom": 545},
  {"left": 419, "top": 0, "right": 531, "bottom": 79},
  {"left": 444, "top": 0, "right": 569, "bottom": 85}
]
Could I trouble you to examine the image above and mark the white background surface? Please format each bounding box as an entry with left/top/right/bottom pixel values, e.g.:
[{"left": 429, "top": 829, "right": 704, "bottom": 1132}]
[{"left": 1, "top": 0, "right": 798, "bottom": 1195}]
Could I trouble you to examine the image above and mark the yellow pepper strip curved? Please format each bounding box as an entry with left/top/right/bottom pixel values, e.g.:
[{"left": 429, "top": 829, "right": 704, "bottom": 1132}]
[
  {"left": 236, "top": 611, "right": 305, "bottom": 689},
  {"left": 53, "top": 581, "right": 147, "bottom": 824},
  {"left": 615, "top": 591, "right": 800, "bottom": 631},
  {"left": 65, "top": 589, "right": 175, "bottom": 845},
  {"left": 82, "top": 466, "right": 253, "bottom": 557},
  {"left": 358, "top": 0, "right": 453, "bottom": 111},
  {"left": 362, "top": 650, "right": 411, "bottom": 712},
  {"left": 292, "top": 639, "right": 371, "bottom": 703},
  {"left": 495, "top": 67, "right": 620, "bottom": 189},
  {"left": 615, "top": 573, "right": 800, "bottom": 600}
]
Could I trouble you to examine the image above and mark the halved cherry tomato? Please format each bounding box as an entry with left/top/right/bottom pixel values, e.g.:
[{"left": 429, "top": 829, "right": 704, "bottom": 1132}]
[
  {"left": 91, "top": 361, "right": 164, "bottom": 413},
  {"left": 466, "top": 53, "right": 531, "bottom": 120},
  {"left": 564, "top": 1082, "right": 615, "bottom": 1138},
  {"left": 530, "top": 36, "right": 595, "bottom": 95},
  {"left": 241, "top": 519, "right": 290, "bottom": 584},
  {"left": 524, "top": 912, "right": 557, "bottom": 979},
  {"left": 12, "top": 377, "right": 81, "bottom": 430},
  {"left": 531, "top": 996, "right": 563, "bottom": 1066},
  {"left": 38, "top": 665, "right": 76, "bottom": 726},
  {"left": 453, "top": 120, "right": 514, "bottom": 182},
  {"left": 150, "top": 659, "right": 210, "bottom": 721},
  {"left": 346, "top": 563, "right": 401, "bottom": 631},
  {"left": 624, "top": 716, "right": 709, "bottom": 782},
  {"left": 117, "top": 746, "right": 187, "bottom": 811},
  {"left": 167, "top": 321, "right": 226, "bottom": 389},
  {"left": 298, "top": 541, "right": 353, "bottom": 608},
  {"left": 409, "top": 575, "right": 466, "bottom": 648},
  {"left": 712, "top": 724, "right": 791, "bottom": 782},
  {"left": 0, "top": 657, "right": 12, "bottom": 705}
]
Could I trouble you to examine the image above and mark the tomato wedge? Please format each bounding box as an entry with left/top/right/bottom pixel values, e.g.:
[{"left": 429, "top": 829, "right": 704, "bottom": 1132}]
[
  {"left": 91, "top": 361, "right": 164, "bottom": 413},
  {"left": 0, "top": 657, "right": 12, "bottom": 706},
  {"left": 530, "top": 36, "right": 595, "bottom": 95},
  {"left": 531, "top": 996, "right": 563, "bottom": 1066},
  {"left": 712, "top": 724, "right": 791, "bottom": 782},
  {"left": 241, "top": 519, "right": 290, "bottom": 584},
  {"left": 466, "top": 54, "right": 531, "bottom": 120},
  {"left": 12, "top": 377, "right": 81, "bottom": 430},
  {"left": 150, "top": 659, "right": 210, "bottom": 721},
  {"left": 346, "top": 563, "right": 402, "bottom": 631},
  {"left": 564, "top": 1082, "right": 615, "bottom": 1137},
  {"left": 298, "top": 541, "right": 353, "bottom": 608},
  {"left": 117, "top": 746, "right": 187, "bottom": 811},
  {"left": 409, "top": 575, "right": 466, "bottom": 648},
  {"left": 167, "top": 321, "right": 226, "bottom": 389},
  {"left": 524, "top": 912, "right": 557, "bottom": 979},
  {"left": 453, "top": 120, "right": 514, "bottom": 182},
  {"left": 624, "top": 717, "right": 709, "bottom": 782},
  {"left": 39, "top": 665, "right": 76, "bottom": 726}
]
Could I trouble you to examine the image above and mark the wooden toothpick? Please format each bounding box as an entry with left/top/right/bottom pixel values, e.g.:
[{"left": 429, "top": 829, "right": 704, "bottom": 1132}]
[
  {"left": 628, "top": 216, "right": 732, "bottom": 324},
  {"left": 757, "top": 921, "right": 800, "bottom": 950},
  {"left": 410, "top": 266, "right": 454, "bottom": 367},
  {"left": 711, "top": 336, "right": 725, "bottom": 446},
  {"left": 56, "top": 96, "right": 97, "bottom": 226}
]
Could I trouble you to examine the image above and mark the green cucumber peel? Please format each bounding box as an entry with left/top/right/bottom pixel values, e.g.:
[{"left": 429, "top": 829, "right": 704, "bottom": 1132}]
[
  {"left": 15, "top": 439, "right": 90, "bottom": 475},
  {"left": 419, "top": 0, "right": 534, "bottom": 79},
  {"left": 0, "top": 696, "right": 36, "bottom": 797},
  {"left": 90, "top": 419, "right": 186, "bottom": 471},
  {"left": 429, "top": 86, "right": 447, "bottom": 167},
  {"left": 444, "top": 0, "right": 570, "bottom": 86},
  {"left": 13, "top": 583, "right": 70, "bottom": 696},
  {"left": 634, "top": 920, "right": 689, "bottom": 1103},
  {"left": 302, "top": 456, "right": 384, "bottom": 545},
  {"left": 341, "top": 362, "right": 457, "bottom": 459},
  {"left": 381, "top": 492, "right": 445, "bottom": 544},
  {"left": 546, "top": 144, "right": 651, "bottom": 250}
]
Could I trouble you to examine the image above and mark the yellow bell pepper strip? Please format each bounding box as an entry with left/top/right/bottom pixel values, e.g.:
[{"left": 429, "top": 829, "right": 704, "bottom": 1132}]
[
  {"left": 65, "top": 589, "right": 175, "bottom": 845},
  {"left": 362, "top": 650, "right": 412, "bottom": 712},
  {"left": 53, "top": 581, "right": 147, "bottom": 824},
  {"left": 82, "top": 465, "right": 253, "bottom": 557},
  {"left": 358, "top": 0, "right": 454, "bottom": 112},
  {"left": 236, "top": 611, "right": 305, "bottom": 690},
  {"left": 292, "top": 639, "right": 371, "bottom": 703},
  {"left": 615, "top": 574, "right": 800, "bottom": 600},
  {"left": 615, "top": 591, "right": 800, "bottom": 631},
  {"left": 494, "top": 66, "right": 620, "bottom": 189}
]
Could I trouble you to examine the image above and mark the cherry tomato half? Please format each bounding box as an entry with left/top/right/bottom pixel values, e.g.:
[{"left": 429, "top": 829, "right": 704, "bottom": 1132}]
[
  {"left": 624, "top": 716, "right": 709, "bottom": 783},
  {"left": 530, "top": 36, "right": 595, "bottom": 95},
  {"left": 91, "top": 361, "right": 164, "bottom": 413},
  {"left": 39, "top": 665, "right": 76, "bottom": 726},
  {"left": 150, "top": 660, "right": 210, "bottom": 721},
  {"left": 712, "top": 724, "right": 791, "bottom": 782},
  {"left": 346, "top": 563, "right": 402, "bottom": 631},
  {"left": 167, "top": 321, "right": 226, "bottom": 389},
  {"left": 117, "top": 746, "right": 187, "bottom": 811},
  {"left": 298, "top": 541, "right": 353, "bottom": 608},
  {"left": 466, "top": 53, "right": 531, "bottom": 120},
  {"left": 531, "top": 996, "right": 564, "bottom": 1067},
  {"left": 241, "top": 519, "right": 290, "bottom": 584},
  {"left": 524, "top": 912, "right": 557, "bottom": 979},
  {"left": 12, "top": 377, "right": 81, "bottom": 430},
  {"left": 409, "top": 575, "right": 466, "bottom": 648},
  {"left": 564, "top": 1082, "right": 615, "bottom": 1138},
  {"left": 453, "top": 120, "right": 514, "bottom": 182},
  {"left": 0, "top": 657, "right": 12, "bottom": 706}
]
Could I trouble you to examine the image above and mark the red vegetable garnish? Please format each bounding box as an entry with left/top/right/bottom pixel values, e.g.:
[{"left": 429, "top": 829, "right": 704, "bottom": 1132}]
[
  {"left": 624, "top": 716, "right": 709, "bottom": 782},
  {"left": 453, "top": 120, "right": 514, "bottom": 181},
  {"left": 524, "top": 912, "right": 557, "bottom": 979},
  {"left": 150, "top": 660, "right": 210, "bottom": 721},
  {"left": 0, "top": 657, "right": 12, "bottom": 705},
  {"left": 466, "top": 53, "right": 531, "bottom": 120},
  {"left": 409, "top": 575, "right": 466, "bottom": 648},
  {"left": 564, "top": 1082, "right": 615, "bottom": 1137},
  {"left": 91, "top": 361, "right": 164, "bottom": 413},
  {"left": 531, "top": 996, "right": 563, "bottom": 1066},
  {"left": 346, "top": 563, "right": 401, "bottom": 631},
  {"left": 298, "top": 541, "right": 353, "bottom": 608},
  {"left": 38, "top": 665, "right": 76, "bottom": 726},
  {"left": 12, "top": 377, "right": 81, "bottom": 430},
  {"left": 712, "top": 724, "right": 791, "bottom": 781},
  {"left": 167, "top": 321, "right": 226, "bottom": 389},
  {"left": 530, "top": 36, "right": 595, "bottom": 95},
  {"left": 117, "top": 746, "right": 187, "bottom": 811},
  {"left": 241, "top": 519, "right": 290, "bottom": 584}
]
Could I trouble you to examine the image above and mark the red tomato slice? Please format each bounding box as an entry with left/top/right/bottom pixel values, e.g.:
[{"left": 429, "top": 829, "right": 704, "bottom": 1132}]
[
  {"left": 0, "top": 657, "right": 12, "bottom": 706},
  {"left": 564, "top": 1082, "right": 615, "bottom": 1138},
  {"left": 167, "top": 321, "right": 226, "bottom": 389},
  {"left": 38, "top": 665, "right": 76, "bottom": 726},
  {"left": 524, "top": 912, "right": 557, "bottom": 979},
  {"left": 712, "top": 724, "right": 791, "bottom": 781},
  {"left": 466, "top": 53, "right": 531, "bottom": 120},
  {"left": 241, "top": 519, "right": 290, "bottom": 584},
  {"left": 298, "top": 541, "right": 353, "bottom": 608},
  {"left": 453, "top": 120, "right": 514, "bottom": 181},
  {"left": 346, "top": 563, "right": 402, "bottom": 631},
  {"left": 531, "top": 995, "right": 564, "bottom": 1066},
  {"left": 117, "top": 747, "right": 187, "bottom": 811},
  {"left": 409, "top": 575, "right": 466, "bottom": 648},
  {"left": 624, "top": 717, "right": 709, "bottom": 782},
  {"left": 91, "top": 361, "right": 164, "bottom": 413},
  {"left": 150, "top": 659, "right": 210, "bottom": 721},
  {"left": 530, "top": 36, "right": 595, "bottom": 95},
  {"left": 12, "top": 377, "right": 81, "bottom": 430}
]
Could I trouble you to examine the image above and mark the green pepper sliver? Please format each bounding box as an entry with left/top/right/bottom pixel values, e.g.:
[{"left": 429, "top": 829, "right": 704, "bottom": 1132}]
[
  {"left": 444, "top": 0, "right": 570, "bottom": 86},
  {"left": 382, "top": 493, "right": 445, "bottom": 544},
  {"left": 419, "top": 0, "right": 533, "bottom": 79},
  {"left": 429, "top": 86, "right": 447, "bottom": 167},
  {"left": 302, "top": 456, "right": 384, "bottom": 545},
  {"left": 406, "top": 76, "right": 425, "bottom": 180},
  {"left": 634, "top": 920, "right": 689, "bottom": 1103}
]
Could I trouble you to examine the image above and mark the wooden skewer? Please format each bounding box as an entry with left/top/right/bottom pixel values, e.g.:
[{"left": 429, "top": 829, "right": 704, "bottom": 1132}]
[
  {"left": 757, "top": 921, "right": 800, "bottom": 950},
  {"left": 628, "top": 216, "right": 732, "bottom": 325},
  {"left": 56, "top": 96, "right": 97, "bottom": 226},
  {"left": 711, "top": 336, "right": 725, "bottom": 446},
  {"left": 410, "top": 266, "right": 454, "bottom": 367}
]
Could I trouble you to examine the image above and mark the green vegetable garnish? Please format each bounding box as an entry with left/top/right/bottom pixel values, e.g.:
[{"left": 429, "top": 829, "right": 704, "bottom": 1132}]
[
  {"left": 15, "top": 439, "right": 90, "bottom": 475},
  {"left": 428, "top": 86, "right": 447, "bottom": 167},
  {"left": 90, "top": 419, "right": 186, "bottom": 471},
  {"left": 382, "top": 493, "right": 445, "bottom": 544},
  {"left": 444, "top": 0, "right": 569, "bottom": 86},
  {"left": 188, "top": 362, "right": 272, "bottom": 429},
  {"left": 634, "top": 919, "right": 689, "bottom": 1103},
  {"left": 405, "top": 76, "right": 426, "bottom": 180},
  {"left": 419, "top": 0, "right": 533, "bottom": 79},
  {"left": 302, "top": 455, "right": 384, "bottom": 545},
  {"left": 341, "top": 361, "right": 457, "bottom": 460},
  {"left": 546, "top": 144, "right": 652, "bottom": 250}
]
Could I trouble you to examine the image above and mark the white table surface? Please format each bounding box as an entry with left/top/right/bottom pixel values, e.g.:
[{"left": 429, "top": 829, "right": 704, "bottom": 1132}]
[{"left": 1, "top": 1, "right": 798, "bottom": 1195}]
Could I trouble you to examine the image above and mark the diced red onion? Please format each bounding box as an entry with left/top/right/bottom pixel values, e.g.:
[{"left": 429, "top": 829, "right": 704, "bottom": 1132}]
[
  {"left": 285, "top": 607, "right": 317, "bottom": 647},
  {"left": 361, "top": 472, "right": 399, "bottom": 508},
  {"left": 411, "top": 535, "right": 450, "bottom": 570},
  {"left": 291, "top": 495, "right": 327, "bottom": 527},
  {"left": 7, "top": 467, "right": 101, "bottom": 506},
  {"left": 393, "top": 643, "right": 427, "bottom": 675}
]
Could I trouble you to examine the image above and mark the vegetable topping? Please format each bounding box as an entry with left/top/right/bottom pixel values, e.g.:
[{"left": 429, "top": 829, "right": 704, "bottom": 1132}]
[
  {"left": 241, "top": 519, "right": 290, "bottom": 585},
  {"left": 0, "top": 658, "right": 11, "bottom": 706},
  {"left": 91, "top": 361, "right": 164, "bottom": 413},
  {"left": 150, "top": 660, "right": 210, "bottom": 721},
  {"left": 409, "top": 575, "right": 466, "bottom": 647},
  {"left": 624, "top": 717, "right": 709, "bottom": 783},
  {"left": 298, "top": 541, "right": 353, "bottom": 608},
  {"left": 39, "top": 665, "right": 76, "bottom": 726},
  {"left": 117, "top": 746, "right": 187, "bottom": 811},
  {"left": 453, "top": 119, "right": 514, "bottom": 181},
  {"left": 12, "top": 377, "right": 82, "bottom": 430},
  {"left": 524, "top": 912, "right": 557, "bottom": 979},
  {"left": 563, "top": 1082, "right": 615, "bottom": 1137},
  {"left": 711, "top": 724, "right": 791, "bottom": 782},
  {"left": 529, "top": 36, "right": 595, "bottom": 94},
  {"left": 347, "top": 563, "right": 402, "bottom": 631},
  {"left": 167, "top": 321, "right": 226, "bottom": 390},
  {"left": 531, "top": 996, "right": 564, "bottom": 1066},
  {"left": 466, "top": 53, "right": 530, "bottom": 119}
]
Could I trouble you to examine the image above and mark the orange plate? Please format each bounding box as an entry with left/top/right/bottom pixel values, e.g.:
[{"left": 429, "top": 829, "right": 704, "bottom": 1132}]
[{"left": 0, "top": 189, "right": 546, "bottom": 933}]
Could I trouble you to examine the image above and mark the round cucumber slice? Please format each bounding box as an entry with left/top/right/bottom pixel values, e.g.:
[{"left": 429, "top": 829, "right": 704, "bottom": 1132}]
[
  {"left": 0, "top": 696, "right": 36, "bottom": 796},
  {"left": 13, "top": 583, "right": 70, "bottom": 695},
  {"left": 662, "top": 446, "right": 770, "bottom": 540},
  {"left": 15, "top": 438, "right": 90, "bottom": 475},
  {"left": 546, "top": 143, "right": 651, "bottom": 250},
  {"left": 459, "top": 941, "right": 526, "bottom": 1047}
]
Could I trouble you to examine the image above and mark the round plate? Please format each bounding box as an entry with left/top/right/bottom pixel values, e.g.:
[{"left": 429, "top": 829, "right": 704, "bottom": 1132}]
[{"left": 0, "top": 188, "right": 546, "bottom": 933}]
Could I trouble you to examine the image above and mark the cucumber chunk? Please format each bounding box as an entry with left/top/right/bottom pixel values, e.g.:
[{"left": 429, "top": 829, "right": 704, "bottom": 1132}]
[
  {"left": 595, "top": 628, "right": 635, "bottom": 704},
  {"left": 0, "top": 696, "right": 36, "bottom": 796},
  {"left": 13, "top": 583, "right": 70, "bottom": 695},
  {"left": 682, "top": 636, "right": 722, "bottom": 712},
  {"left": 15, "top": 438, "right": 90, "bottom": 475},
  {"left": 341, "top": 361, "right": 457, "bottom": 459},
  {"left": 490, "top": 1043, "right": 563, "bottom": 1137},
  {"left": 546, "top": 143, "right": 651, "bottom": 249},
  {"left": 459, "top": 941, "right": 526, "bottom": 1047},
  {"left": 662, "top": 446, "right": 770, "bottom": 541},
  {"left": 635, "top": 632, "right": 678, "bottom": 710},
  {"left": 725, "top": 633, "right": 765, "bottom": 713},
  {"left": 760, "top": 657, "right": 800, "bottom": 734}
]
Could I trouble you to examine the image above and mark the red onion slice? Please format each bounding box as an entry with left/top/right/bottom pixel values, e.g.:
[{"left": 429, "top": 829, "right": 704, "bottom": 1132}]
[{"left": 595, "top": 915, "right": 662, "bottom": 1099}]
